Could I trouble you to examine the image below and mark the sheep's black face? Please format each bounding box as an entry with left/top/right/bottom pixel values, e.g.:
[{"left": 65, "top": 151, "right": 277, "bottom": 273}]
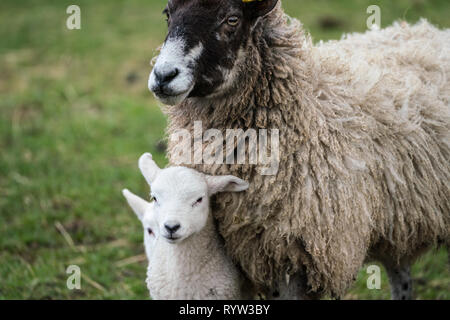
[{"left": 149, "top": 0, "right": 278, "bottom": 106}]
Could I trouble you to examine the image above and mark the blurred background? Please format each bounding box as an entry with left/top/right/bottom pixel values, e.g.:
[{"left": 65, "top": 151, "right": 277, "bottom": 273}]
[{"left": 0, "top": 0, "right": 448, "bottom": 299}]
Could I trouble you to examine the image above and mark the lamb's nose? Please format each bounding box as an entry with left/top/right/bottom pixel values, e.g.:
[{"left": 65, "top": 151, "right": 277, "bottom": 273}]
[
  {"left": 154, "top": 67, "right": 179, "bottom": 85},
  {"left": 164, "top": 222, "right": 181, "bottom": 234}
]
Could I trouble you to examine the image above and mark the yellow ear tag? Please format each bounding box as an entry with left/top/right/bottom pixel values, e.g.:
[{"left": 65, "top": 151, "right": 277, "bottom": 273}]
[{"left": 242, "top": 0, "right": 264, "bottom": 3}]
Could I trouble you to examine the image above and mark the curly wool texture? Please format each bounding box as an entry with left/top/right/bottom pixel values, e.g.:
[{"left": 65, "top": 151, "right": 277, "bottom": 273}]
[{"left": 164, "top": 4, "right": 450, "bottom": 297}]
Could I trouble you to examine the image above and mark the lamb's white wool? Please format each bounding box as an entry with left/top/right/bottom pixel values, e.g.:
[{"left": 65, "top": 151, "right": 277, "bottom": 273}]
[{"left": 123, "top": 153, "right": 250, "bottom": 300}]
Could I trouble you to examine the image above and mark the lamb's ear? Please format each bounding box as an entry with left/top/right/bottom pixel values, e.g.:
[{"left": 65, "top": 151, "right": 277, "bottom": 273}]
[
  {"left": 205, "top": 175, "right": 249, "bottom": 195},
  {"left": 243, "top": 0, "right": 278, "bottom": 19},
  {"left": 122, "top": 189, "right": 152, "bottom": 222},
  {"left": 138, "top": 153, "right": 161, "bottom": 186}
]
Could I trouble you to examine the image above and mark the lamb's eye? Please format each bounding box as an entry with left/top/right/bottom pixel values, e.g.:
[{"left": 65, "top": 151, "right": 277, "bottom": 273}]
[
  {"left": 227, "top": 16, "right": 239, "bottom": 26},
  {"left": 151, "top": 195, "right": 158, "bottom": 203},
  {"left": 193, "top": 197, "right": 203, "bottom": 207},
  {"left": 163, "top": 9, "right": 170, "bottom": 24},
  {"left": 147, "top": 228, "right": 153, "bottom": 235}
]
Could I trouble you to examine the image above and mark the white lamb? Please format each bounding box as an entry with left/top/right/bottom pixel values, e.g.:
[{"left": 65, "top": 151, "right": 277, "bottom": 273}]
[
  {"left": 122, "top": 153, "right": 251, "bottom": 300},
  {"left": 122, "top": 190, "right": 157, "bottom": 262}
]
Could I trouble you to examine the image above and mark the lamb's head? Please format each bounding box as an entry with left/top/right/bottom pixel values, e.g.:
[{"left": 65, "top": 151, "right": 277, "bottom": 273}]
[
  {"left": 138, "top": 153, "right": 249, "bottom": 243},
  {"left": 122, "top": 189, "right": 158, "bottom": 260},
  {"left": 149, "top": 0, "right": 279, "bottom": 105}
]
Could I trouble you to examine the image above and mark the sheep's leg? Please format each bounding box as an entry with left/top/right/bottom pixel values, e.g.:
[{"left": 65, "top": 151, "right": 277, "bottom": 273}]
[
  {"left": 270, "top": 273, "right": 319, "bottom": 300},
  {"left": 384, "top": 264, "right": 413, "bottom": 300},
  {"left": 270, "top": 278, "right": 301, "bottom": 300}
]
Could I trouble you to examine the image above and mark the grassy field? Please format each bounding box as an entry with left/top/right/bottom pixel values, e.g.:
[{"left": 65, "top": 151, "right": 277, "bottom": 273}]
[{"left": 0, "top": 0, "right": 449, "bottom": 300}]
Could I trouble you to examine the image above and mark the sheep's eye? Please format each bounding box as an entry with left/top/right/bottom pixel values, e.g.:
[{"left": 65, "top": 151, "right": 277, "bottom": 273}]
[
  {"left": 227, "top": 16, "right": 239, "bottom": 26},
  {"left": 151, "top": 195, "right": 158, "bottom": 203},
  {"left": 147, "top": 228, "right": 153, "bottom": 235}
]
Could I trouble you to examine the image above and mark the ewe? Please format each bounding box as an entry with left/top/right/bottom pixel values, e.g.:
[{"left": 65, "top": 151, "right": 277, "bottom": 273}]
[
  {"left": 123, "top": 153, "right": 250, "bottom": 300},
  {"left": 149, "top": 0, "right": 450, "bottom": 299}
]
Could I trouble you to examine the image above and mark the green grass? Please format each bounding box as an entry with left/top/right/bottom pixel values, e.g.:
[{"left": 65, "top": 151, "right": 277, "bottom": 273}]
[{"left": 0, "top": 0, "right": 448, "bottom": 300}]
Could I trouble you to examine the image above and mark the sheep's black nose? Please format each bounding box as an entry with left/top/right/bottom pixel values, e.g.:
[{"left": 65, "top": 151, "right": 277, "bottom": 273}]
[
  {"left": 154, "top": 68, "right": 179, "bottom": 85},
  {"left": 164, "top": 222, "right": 181, "bottom": 234}
]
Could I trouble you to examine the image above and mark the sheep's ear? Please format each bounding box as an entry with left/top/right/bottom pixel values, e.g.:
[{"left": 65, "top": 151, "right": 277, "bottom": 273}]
[
  {"left": 122, "top": 189, "right": 152, "bottom": 222},
  {"left": 205, "top": 175, "right": 249, "bottom": 195},
  {"left": 138, "top": 153, "right": 161, "bottom": 186},
  {"left": 243, "top": 0, "right": 278, "bottom": 19}
]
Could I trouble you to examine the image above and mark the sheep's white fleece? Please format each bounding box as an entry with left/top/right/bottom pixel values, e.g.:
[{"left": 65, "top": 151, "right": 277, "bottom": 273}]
[{"left": 165, "top": 11, "right": 450, "bottom": 297}]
